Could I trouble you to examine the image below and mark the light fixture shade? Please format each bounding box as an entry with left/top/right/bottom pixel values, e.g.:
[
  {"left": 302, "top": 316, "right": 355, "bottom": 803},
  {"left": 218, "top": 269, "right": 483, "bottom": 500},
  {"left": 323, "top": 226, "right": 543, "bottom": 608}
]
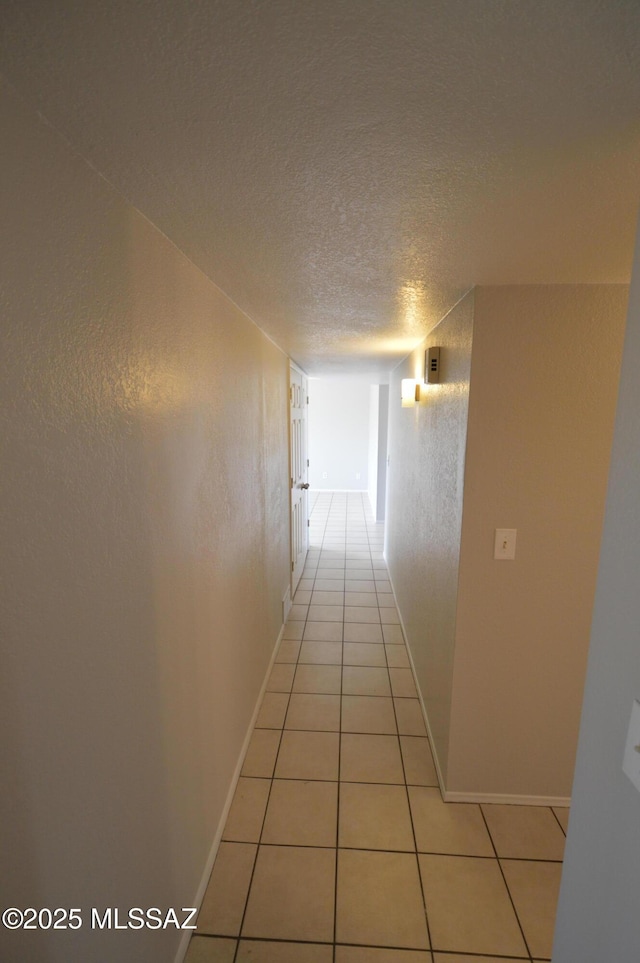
[{"left": 401, "top": 379, "right": 420, "bottom": 407}]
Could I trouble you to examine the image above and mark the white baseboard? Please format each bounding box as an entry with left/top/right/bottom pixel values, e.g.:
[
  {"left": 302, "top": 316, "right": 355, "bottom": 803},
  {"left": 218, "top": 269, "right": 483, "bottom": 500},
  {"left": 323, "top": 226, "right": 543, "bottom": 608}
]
[
  {"left": 282, "top": 585, "right": 292, "bottom": 623},
  {"left": 309, "top": 488, "right": 369, "bottom": 493},
  {"left": 384, "top": 567, "right": 448, "bottom": 799},
  {"left": 173, "top": 620, "right": 285, "bottom": 963},
  {"left": 443, "top": 789, "right": 571, "bottom": 807},
  {"left": 384, "top": 565, "right": 571, "bottom": 810}
]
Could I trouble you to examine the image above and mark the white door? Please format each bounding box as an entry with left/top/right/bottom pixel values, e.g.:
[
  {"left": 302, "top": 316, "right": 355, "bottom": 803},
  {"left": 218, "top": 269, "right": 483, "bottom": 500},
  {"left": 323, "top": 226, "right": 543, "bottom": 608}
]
[{"left": 290, "top": 365, "right": 309, "bottom": 594}]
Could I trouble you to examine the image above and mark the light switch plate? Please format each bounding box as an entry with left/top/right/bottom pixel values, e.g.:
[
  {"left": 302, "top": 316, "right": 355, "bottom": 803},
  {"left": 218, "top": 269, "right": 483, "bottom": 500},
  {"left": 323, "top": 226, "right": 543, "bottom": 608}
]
[
  {"left": 494, "top": 528, "right": 517, "bottom": 560},
  {"left": 622, "top": 699, "right": 640, "bottom": 794}
]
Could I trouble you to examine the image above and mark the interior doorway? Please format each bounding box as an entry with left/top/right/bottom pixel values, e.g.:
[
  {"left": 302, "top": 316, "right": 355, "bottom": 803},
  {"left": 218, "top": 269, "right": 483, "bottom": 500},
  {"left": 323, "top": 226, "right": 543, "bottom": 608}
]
[{"left": 289, "top": 363, "right": 309, "bottom": 594}]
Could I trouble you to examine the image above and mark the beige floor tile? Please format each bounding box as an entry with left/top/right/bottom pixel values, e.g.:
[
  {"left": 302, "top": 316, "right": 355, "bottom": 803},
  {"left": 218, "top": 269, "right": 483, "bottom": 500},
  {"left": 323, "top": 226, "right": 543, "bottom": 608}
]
[
  {"left": 304, "top": 621, "right": 343, "bottom": 642},
  {"left": 289, "top": 603, "right": 309, "bottom": 621},
  {"left": 262, "top": 779, "right": 338, "bottom": 846},
  {"left": 380, "top": 608, "right": 401, "bottom": 624},
  {"left": 336, "top": 849, "right": 429, "bottom": 949},
  {"left": 297, "top": 578, "right": 315, "bottom": 591},
  {"left": 340, "top": 732, "right": 404, "bottom": 783},
  {"left": 344, "top": 578, "right": 376, "bottom": 591},
  {"left": 241, "top": 729, "right": 281, "bottom": 778},
  {"left": 285, "top": 693, "right": 341, "bottom": 730},
  {"left": 242, "top": 845, "right": 335, "bottom": 942},
  {"left": 315, "top": 578, "right": 345, "bottom": 591},
  {"left": 482, "top": 804, "right": 566, "bottom": 860},
  {"left": 299, "top": 641, "right": 343, "bottom": 665},
  {"left": 275, "top": 640, "right": 301, "bottom": 663},
  {"left": 385, "top": 644, "right": 410, "bottom": 668},
  {"left": 293, "top": 589, "right": 312, "bottom": 605},
  {"left": 382, "top": 624, "right": 404, "bottom": 644},
  {"left": 312, "top": 590, "right": 345, "bottom": 605},
  {"left": 266, "top": 664, "right": 295, "bottom": 692},
  {"left": 282, "top": 621, "right": 304, "bottom": 640},
  {"left": 552, "top": 806, "right": 570, "bottom": 834},
  {"left": 343, "top": 622, "right": 383, "bottom": 643},
  {"left": 222, "top": 778, "right": 271, "bottom": 843},
  {"left": 377, "top": 592, "right": 397, "bottom": 607},
  {"left": 501, "top": 859, "right": 563, "bottom": 959},
  {"left": 343, "top": 641, "right": 387, "bottom": 666},
  {"left": 315, "top": 568, "right": 346, "bottom": 579},
  {"left": 400, "top": 736, "right": 438, "bottom": 786},
  {"left": 375, "top": 578, "right": 392, "bottom": 591},
  {"left": 344, "top": 592, "right": 379, "bottom": 607},
  {"left": 344, "top": 606, "right": 381, "bottom": 623},
  {"left": 409, "top": 788, "right": 494, "bottom": 856},
  {"left": 255, "top": 692, "right": 289, "bottom": 729},
  {"left": 342, "top": 665, "right": 391, "bottom": 696},
  {"left": 293, "top": 664, "right": 342, "bottom": 694},
  {"left": 336, "top": 949, "right": 430, "bottom": 963},
  {"left": 419, "top": 854, "right": 527, "bottom": 957},
  {"left": 308, "top": 604, "right": 344, "bottom": 622},
  {"left": 395, "top": 698, "right": 427, "bottom": 736},
  {"left": 339, "top": 782, "right": 415, "bottom": 851},
  {"left": 341, "top": 695, "right": 397, "bottom": 734},
  {"left": 185, "top": 936, "right": 237, "bottom": 962},
  {"left": 197, "top": 842, "right": 257, "bottom": 936},
  {"left": 237, "top": 941, "right": 333, "bottom": 962},
  {"left": 389, "top": 667, "right": 418, "bottom": 697},
  {"left": 275, "top": 730, "right": 340, "bottom": 780},
  {"left": 432, "top": 957, "right": 527, "bottom": 963}
]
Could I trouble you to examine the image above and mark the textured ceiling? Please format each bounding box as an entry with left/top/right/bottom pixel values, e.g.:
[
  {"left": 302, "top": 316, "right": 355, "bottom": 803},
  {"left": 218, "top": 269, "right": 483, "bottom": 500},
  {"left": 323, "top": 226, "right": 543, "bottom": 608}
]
[{"left": 2, "top": 0, "right": 640, "bottom": 375}]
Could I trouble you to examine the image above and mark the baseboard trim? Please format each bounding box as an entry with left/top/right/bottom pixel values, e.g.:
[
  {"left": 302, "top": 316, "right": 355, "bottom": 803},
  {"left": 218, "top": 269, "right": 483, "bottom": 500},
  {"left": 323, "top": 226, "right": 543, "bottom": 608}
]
[
  {"left": 282, "top": 585, "right": 292, "bottom": 624},
  {"left": 443, "top": 790, "right": 571, "bottom": 807},
  {"left": 310, "top": 487, "right": 369, "bottom": 493},
  {"left": 174, "top": 620, "right": 285, "bottom": 963},
  {"left": 383, "top": 562, "right": 571, "bottom": 811},
  {"left": 384, "top": 564, "right": 448, "bottom": 800}
]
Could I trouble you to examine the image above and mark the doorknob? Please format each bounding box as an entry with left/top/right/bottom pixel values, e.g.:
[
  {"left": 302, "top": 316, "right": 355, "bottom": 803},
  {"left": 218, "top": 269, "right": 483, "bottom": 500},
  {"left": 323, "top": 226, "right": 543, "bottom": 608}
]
[{"left": 300, "top": 482, "right": 310, "bottom": 489}]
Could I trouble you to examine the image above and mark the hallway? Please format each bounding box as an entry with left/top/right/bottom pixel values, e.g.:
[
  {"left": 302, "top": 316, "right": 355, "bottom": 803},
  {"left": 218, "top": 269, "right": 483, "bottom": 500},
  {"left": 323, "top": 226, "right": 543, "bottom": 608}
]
[{"left": 186, "top": 493, "right": 567, "bottom": 963}]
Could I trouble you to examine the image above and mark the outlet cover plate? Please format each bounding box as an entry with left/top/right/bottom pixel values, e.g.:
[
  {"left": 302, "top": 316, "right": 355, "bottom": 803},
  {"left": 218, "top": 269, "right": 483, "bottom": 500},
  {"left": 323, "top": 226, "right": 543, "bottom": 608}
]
[{"left": 622, "top": 699, "right": 640, "bottom": 794}]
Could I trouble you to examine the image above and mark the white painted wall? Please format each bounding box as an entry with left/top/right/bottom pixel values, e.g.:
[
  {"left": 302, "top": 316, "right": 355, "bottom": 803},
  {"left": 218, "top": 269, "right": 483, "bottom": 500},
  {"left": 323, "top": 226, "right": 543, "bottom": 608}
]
[
  {"left": 0, "top": 79, "right": 290, "bottom": 963},
  {"left": 386, "top": 294, "right": 475, "bottom": 780},
  {"left": 368, "top": 385, "right": 389, "bottom": 521},
  {"left": 368, "top": 386, "right": 380, "bottom": 513},
  {"left": 308, "top": 376, "right": 377, "bottom": 490},
  {"left": 386, "top": 285, "right": 626, "bottom": 801},
  {"left": 450, "top": 285, "right": 626, "bottom": 800},
  {"left": 553, "top": 221, "right": 640, "bottom": 961}
]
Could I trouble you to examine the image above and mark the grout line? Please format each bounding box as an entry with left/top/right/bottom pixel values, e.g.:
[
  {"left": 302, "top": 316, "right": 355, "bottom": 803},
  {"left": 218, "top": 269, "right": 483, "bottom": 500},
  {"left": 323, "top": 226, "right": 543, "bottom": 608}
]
[{"left": 478, "top": 805, "right": 534, "bottom": 962}]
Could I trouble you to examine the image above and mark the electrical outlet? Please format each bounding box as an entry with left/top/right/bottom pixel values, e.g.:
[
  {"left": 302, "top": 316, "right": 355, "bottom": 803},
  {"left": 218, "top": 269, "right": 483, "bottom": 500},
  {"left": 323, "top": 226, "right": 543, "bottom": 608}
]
[
  {"left": 494, "top": 528, "right": 517, "bottom": 560},
  {"left": 322, "top": 471, "right": 327, "bottom": 479},
  {"left": 622, "top": 699, "right": 640, "bottom": 794}
]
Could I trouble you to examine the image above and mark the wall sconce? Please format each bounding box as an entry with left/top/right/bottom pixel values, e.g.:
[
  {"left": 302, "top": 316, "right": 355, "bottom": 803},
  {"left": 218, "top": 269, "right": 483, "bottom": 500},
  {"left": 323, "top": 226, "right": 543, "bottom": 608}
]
[{"left": 401, "top": 379, "right": 421, "bottom": 407}]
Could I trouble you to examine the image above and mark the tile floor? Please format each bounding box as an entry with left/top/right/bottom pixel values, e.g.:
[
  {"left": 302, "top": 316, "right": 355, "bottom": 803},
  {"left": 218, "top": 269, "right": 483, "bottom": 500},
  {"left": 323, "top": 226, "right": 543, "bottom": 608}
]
[{"left": 186, "top": 492, "right": 568, "bottom": 963}]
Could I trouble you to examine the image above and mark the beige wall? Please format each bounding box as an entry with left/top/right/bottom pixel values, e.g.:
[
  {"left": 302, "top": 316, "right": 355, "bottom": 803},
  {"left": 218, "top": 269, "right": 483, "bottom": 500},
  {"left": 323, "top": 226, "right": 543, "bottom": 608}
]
[
  {"left": 450, "top": 285, "right": 627, "bottom": 799},
  {"left": 386, "top": 292, "right": 475, "bottom": 782},
  {"left": 386, "top": 285, "right": 627, "bottom": 801},
  {"left": 0, "top": 79, "right": 290, "bottom": 963}
]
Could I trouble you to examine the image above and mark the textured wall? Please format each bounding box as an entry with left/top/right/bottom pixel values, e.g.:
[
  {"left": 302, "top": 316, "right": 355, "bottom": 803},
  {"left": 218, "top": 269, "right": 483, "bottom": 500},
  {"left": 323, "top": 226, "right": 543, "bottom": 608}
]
[
  {"left": 385, "top": 293, "right": 475, "bottom": 781},
  {"left": 0, "top": 79, "right": 289, "bottom": 963},
  {"left": 553, "top": 227, "right": 640, "bottom": 961},
  {"left": 449, "top": 286, "right": 627, "bottom": 800}
]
